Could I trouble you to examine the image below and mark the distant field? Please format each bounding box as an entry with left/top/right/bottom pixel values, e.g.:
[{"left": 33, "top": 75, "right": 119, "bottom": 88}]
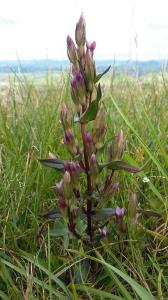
[{"left": 0, "top": 71, "right": 168, "bottom": 299}]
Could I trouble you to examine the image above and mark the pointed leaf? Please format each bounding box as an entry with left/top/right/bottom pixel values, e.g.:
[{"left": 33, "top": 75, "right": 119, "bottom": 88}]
[
  {"left": 39, "top": 158, "right": 65, "bottom": 170},
  {"left": 41, "top": 208, "right": 62, "bottom": 219},
  {"left": 79, "top": 83, "right": 102, "bottom": 123},
  {"left": 93, "top": 208, "right": 116, "bottom": 220},
  {"left": 99, "top": 160, "right": 140, "bottom": 173},
  {"left": 95, "top": 65, "right": 111, "bottom": 83},
  {"left": 39, "top": 158, "right": 83, "bottom": 172}
]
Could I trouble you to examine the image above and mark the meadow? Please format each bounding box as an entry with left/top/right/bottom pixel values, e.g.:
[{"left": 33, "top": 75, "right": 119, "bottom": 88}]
[{"left": 0, "top": 70, "right": 168, "bottom": 299}]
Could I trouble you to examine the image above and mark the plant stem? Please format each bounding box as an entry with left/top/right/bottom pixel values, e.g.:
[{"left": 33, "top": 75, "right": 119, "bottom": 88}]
[{"left": 81, "top": 122, "right": 93, "bottom": 242}]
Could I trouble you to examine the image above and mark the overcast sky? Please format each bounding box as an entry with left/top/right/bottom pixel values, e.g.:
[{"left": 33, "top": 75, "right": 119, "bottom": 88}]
[{"left": 0, "top": 0, "right": 168, "bottom": 60}]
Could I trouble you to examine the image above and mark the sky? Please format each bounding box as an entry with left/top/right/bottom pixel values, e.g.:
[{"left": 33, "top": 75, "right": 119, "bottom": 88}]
[{"left": 0, "top": 0, "right": 168, "bottom": 61}]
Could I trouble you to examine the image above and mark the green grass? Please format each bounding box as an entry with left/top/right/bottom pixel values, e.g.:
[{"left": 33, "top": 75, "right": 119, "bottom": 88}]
[{"left": 0, "top": 71, "right": 168, "bottom": 299}]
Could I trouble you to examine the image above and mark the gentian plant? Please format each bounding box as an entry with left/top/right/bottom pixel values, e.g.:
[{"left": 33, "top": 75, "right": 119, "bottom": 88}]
[{"left": 40, "top": 14, "right": 140, "bottom": 243}]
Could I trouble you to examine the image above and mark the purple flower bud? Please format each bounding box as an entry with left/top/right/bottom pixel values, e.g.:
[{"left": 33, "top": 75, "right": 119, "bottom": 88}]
[
  {"left": 55, "top": 180, "right": 63, "bottom": 195},
  {"left": 61, "top": 102, "right": 71, "bottom": 129},
  {"left": 62, "top": 171, "right": 72, "bottom": 199},
  {"left": 93, "top": 105, "right": 106, "bottom": 145},
  {"left": 112, "top": 182, "right": 120, "bottom": 193},
  {"left": 67, "top": 35, "right": 78, "bottom": 65},
  {"left": 64, "top": 161, "right": 70, "bottom": 171},
  {"left": 69, "top": 162, "right": 77, "bottom": 173},
  {"left": 84, "top": 132, "right": 93, "bottom": 145},
  {"left": 86, "top": 41, "right": 96, "bottom": 55},
  {"left": 90, "top": 153, "right": 99, "bottom": 187},
  {"left": 75, "top": 14, "right": 86, "bottom": 47},
  {"left": 58, "top": 196, "right": 67, "bottom": 209},
  {"left": 99, "top": 226, "right": 108, "bottom": 237},
  {"left": 85, "top": 49, "right": 96, "bottom": 87},
  {"left": 115, "top": 129, "right": 125, "bottom": 158},
  {"left": 63, "top": 171, "right": 71, "bottom": 184},
  {"left": 64, "top": 130, "right": 78, "bottom": 156},
  {"left": 67, "top": 35, "right": 73, "bottom": 48},
  {"left": 117, "top": 129, "right": 124, "bottom": 148},
  {"left": 90, "top": 153, "right": 97, "bottom": 164},
  {"left": 99, "top": 124, "right": 106, "bottom": 136},
  {"left": 64, "top": 130, "right": 73, "bottom": 144},
  {"left": 71, "top": 71, "right": 86, "bottom": 105},
  {"left": 115, "top": 207, "right": 126, "bottom": 233},
  {"left": 115, "top": 207, "right": 125, "bottom": 218}
]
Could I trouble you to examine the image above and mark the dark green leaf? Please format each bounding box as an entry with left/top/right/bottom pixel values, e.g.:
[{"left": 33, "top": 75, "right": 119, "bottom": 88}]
[
  {"left": 79, "top": 83, "right": 102, "bottom": 123},
  {"left": 41, "top": 207, "right": 117, "bottom": 221},
  {"left": 93, "top": 208, "right": 116, "bottom": 220},
  {"left": 99, "top": 160, "right": 140, "bottom": 173},
  {"left": 39, "top": 158, "right": 65, "bottom": 170},
  {"left": 95, "top": 65, "right": 111, "bottom": 83},
  {"left": 41, "top": 208, "right": 62, "bottom": 219},
  {"left": 39, "top": 158, "right": 83, "bottom": 172}
]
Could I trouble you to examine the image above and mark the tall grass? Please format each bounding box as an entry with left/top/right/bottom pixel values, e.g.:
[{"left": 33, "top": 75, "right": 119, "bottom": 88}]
[{"left": 0, "top": 71, "right": 168, "bottom": 299}]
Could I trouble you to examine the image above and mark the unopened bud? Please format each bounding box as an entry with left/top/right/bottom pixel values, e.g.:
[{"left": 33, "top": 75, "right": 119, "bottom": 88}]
[
  {"left": 112, "top": 182, "right": 120, "bottom": 193},
  {"left": 84, "top": 132, "right": 95, "bottom": 156},
  {"left": 64, "top": 171, "right": 71, "bottom": 184},
  {"left": 116, "top": 129, "right": 125, "bottom": 158},
  {"left": 61, "top": 102, "right": 72, "bottom": 129},
  {"left": 55, "top": 180, "right": 63, "bottom": 195},
  {"left": 106, "top": 141, "right": 113, "bottom": 162},
  {"left": 128, "top": 192, "right": 137, "bottom": 220},
  {"left": 71, "top": 77, "right": 80, "bottom": 106},
  {"left": 58, "top": 196, "right": 68, "bottom": 221},
  {"left": 85, "top": 49, "right": 96, "bottom": 89},
  {"left": 58, "top": 195, "right": 67, "bottom": 209},
  {"left": 75, "top": 14, "right": 86, "bottom": 47},
  {"left": 115, "top": 207, "right": 126, "bottom": 233},
  {"left": 67, "top": 35, "right": 78, "bottom": 65},
  {"left": 99, "top": 226, "right": 108, "bottom": 237},
  {"left": 71, "top": 71, "right": 86, "bottom": 105},
  {"left": 115, "top": 207, "right": 125, "bottom": 218},
  {"left": 86, "top": 41, "right": 96, "bottom": 55},
  {"left": 90, "top": 153, "right": 99, "bottom": 187},
  {"left": 63, "top": 171, "right": 72, "bottom": 199},
  {"left": 64, "top": 129, "right": 78, "bottom": 156}
]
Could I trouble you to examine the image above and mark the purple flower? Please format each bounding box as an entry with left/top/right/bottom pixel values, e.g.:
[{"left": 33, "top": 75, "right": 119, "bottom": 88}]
[
  {"left": 115, "top": 207, "right": 125, "bottom": 218},
  {"left": 86, "top": 41, "right": 96, "bottom": 55},
  {"left": 99, "top": 226, "right": 108, "bottom": 237},
  {"left": 90, "top": 153, "right": 97, "bottom": 164},
  {"left": 112, "top": 182, "right": 120, "bottom": 193},
  {"left": 55, "top": 180, "right": 63, "bottom": 195}
]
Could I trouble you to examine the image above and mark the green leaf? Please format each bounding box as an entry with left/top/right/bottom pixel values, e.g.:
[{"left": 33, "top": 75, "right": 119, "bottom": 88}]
[
  {"left": 95, "top": 65, "right": 111, "bottom": 83},
  {"left": 76, "top": 83, "right": 102, "bottom": 123},
  {"left": 50, "top": 220, "right": 69, "bottom": 237},
  {"left": 41, "top": 207, "right": 117, "bottom": 221},
  {"left": 39, "top": 158, "right": 65, "bottom": 170},
  {"left": 93, "top": 208, "right": 116, "bottom": 220},
  {"left": 41, "top": 208, "right": 62, "bottom": 219},
  {"left": 99, "top": 160, "right": 140, "bottom": 173},
  {"left": 39, "top": 158, "right": 83, "bottom": 172}
]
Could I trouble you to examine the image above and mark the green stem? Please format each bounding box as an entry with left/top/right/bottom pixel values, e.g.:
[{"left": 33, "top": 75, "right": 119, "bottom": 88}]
[{"left": 81, "top": 122, "right": 93, "bottom": 242}]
